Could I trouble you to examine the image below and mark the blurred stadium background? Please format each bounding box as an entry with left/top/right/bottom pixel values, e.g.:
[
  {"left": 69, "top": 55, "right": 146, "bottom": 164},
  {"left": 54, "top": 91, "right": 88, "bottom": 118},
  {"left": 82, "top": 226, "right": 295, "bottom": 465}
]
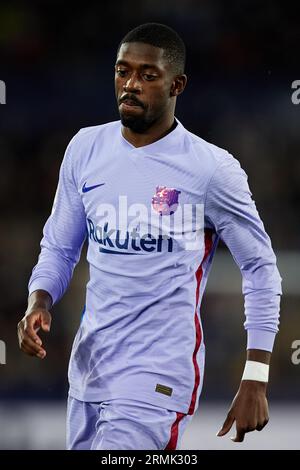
[{"left": 0, "top": 0, "right": 299, "bottom": 449}]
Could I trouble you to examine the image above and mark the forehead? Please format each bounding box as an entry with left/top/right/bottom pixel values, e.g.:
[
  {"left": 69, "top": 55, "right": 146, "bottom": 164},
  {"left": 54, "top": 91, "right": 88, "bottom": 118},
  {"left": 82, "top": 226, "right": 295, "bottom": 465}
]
[{"left": 116, "top": 42, "right": 169, "bottom": 72}]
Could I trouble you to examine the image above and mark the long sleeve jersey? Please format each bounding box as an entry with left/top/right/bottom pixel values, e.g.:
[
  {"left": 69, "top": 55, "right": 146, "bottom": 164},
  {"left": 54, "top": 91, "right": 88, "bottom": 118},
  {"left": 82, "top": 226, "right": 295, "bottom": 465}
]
[{"left": 28, "top": 118, "right": 282, "bottom": 414}]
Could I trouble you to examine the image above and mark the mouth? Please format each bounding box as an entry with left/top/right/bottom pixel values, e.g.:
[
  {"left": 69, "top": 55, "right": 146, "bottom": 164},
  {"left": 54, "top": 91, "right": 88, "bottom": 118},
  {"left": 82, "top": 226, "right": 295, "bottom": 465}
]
[{"left": 119, "top": 98, "right": 143, "bottom": 111}]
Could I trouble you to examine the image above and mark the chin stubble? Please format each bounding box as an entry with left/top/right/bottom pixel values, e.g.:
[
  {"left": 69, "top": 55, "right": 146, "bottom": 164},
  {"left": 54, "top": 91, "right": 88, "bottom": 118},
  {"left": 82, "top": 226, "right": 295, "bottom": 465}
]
[{"left": 120, "top": 114, "right": 153, "bottom": 133}]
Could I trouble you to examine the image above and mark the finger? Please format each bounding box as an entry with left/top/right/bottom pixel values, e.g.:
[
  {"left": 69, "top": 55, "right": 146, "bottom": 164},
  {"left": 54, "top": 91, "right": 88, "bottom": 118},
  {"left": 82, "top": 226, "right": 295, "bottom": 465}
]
[
  {"left": 21, "top": 327, "right": 43, "bottom": 350},
  {"left": 21, "top": 333, "right": 46, "bottom": 357},
  {"left": 23, "top": 317, "right": 43, "bottom": 345},
  {"left": 22, "top": 342, "right": 46, "bottom": 359},
  {"left": 22, "top": 341, "right": 46, "bottom": 359},
  {"left": 21, "top": 343, "right": 36, "bottom": 356},
  {"left": 21, "top": 340, "right": 38, "bottom": 356},
  {"left": 22, "top": 334, "right": 45, "bottom": 355},
  {"left": 21, "top": 340, "right": 46, "bottom": 358},
  {"left": 40, "top": 311, "right": 51, "bottom": 332},
  {"left": 257, "top": 418, "right": 269, "bottom": 431},
  {"left": 217, "top": 413, "right": 235, "bottom": 436},
  {"left": 230, "top": 426, "right": 246, "bottom": 442}
]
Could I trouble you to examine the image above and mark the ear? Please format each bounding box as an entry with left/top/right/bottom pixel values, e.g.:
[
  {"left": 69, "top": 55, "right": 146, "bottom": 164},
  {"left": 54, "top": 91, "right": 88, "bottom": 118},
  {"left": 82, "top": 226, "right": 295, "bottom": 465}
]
[{"left": 170, "top": 74, "right": 187, "bottom": 97}]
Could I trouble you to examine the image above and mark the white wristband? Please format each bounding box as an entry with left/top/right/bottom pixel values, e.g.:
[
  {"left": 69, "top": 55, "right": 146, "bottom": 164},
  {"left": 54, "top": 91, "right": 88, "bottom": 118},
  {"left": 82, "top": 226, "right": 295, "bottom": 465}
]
[{"left": 241, "top": 360, "right": 269, "bottom": 382}]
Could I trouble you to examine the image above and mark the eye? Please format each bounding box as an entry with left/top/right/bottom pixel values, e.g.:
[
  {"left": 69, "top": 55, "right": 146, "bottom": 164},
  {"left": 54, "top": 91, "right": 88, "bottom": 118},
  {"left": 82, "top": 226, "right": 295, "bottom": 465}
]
[
  {"left": 143, "top": 74, "right": 156, "bottom": 81},
  {"left": 116, "top": 69, "right": 127, "bottom": 77}
]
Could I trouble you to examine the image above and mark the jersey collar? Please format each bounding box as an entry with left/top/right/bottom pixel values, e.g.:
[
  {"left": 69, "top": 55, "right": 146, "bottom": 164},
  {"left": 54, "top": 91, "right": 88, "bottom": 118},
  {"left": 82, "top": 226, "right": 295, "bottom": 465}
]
[{"left": 119, "top": 116, "right": 185, "bottom": 155}]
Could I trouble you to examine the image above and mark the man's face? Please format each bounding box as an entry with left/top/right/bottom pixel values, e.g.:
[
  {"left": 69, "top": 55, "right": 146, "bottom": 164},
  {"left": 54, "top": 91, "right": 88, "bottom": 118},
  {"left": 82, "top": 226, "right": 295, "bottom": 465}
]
[{"left": 115, "top": 42, "right": 175, "bottom": 133}]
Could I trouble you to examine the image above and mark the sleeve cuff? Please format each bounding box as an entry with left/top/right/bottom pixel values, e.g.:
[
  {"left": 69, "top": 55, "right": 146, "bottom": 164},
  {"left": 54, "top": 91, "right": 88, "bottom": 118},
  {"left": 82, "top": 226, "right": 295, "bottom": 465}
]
[
  {"left": 246, "top": 329, "right": 277, "bottom": 352},
  {"left": 28, "top": 277, "right": 58, "bottom": 306}
]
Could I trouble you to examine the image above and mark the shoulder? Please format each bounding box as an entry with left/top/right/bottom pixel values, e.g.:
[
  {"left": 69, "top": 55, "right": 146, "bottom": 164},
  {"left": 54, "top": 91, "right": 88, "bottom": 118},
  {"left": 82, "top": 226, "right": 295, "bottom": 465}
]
[
  {"left": 183, "top": 126, "right": 248, "bottom": 186},
  {"left": 63, "top": 120, "right": 120, "bottom": 173},
  {"left": 183, "top": 126, "right": 238, "bottom": 171},
  {"left": 70, "top": 120, "right": 120, "bottom": 150}
]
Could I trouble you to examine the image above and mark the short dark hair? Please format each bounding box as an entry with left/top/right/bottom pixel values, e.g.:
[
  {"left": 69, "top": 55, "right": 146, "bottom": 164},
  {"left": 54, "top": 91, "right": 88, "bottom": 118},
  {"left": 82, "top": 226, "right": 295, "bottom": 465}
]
[{"left": 117, "top": 23, "right": 186, "bottom": 75}]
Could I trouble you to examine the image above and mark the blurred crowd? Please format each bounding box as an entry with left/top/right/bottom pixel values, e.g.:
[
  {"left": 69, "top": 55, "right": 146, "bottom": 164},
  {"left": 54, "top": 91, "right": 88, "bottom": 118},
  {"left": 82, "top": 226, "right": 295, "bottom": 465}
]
[{"left": 0, "top": 1, "right": 299, "bottom": 401}]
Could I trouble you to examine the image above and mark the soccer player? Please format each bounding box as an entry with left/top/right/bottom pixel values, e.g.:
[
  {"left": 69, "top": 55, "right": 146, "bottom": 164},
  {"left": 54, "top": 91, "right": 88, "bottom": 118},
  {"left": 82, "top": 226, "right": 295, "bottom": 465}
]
[{"left": 17, "top": 23, "right": 282, "bottom": 450}]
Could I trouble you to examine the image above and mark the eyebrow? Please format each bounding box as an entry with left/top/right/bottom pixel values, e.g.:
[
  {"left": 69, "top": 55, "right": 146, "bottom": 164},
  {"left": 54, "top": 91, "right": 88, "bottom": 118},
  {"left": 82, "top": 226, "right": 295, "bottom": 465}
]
[{"left": 115, "top": 59, "right": 160, "bottom": 70}]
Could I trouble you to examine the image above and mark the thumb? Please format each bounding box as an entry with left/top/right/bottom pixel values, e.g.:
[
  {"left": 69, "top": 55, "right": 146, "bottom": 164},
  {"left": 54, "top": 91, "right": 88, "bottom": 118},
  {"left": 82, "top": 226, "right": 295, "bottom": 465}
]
[
  {"left": 41, "top": 311, "right": 52, "bottom": 332},
  {"left": 217, "top": 413, "right": 235, "bottom": 437}
]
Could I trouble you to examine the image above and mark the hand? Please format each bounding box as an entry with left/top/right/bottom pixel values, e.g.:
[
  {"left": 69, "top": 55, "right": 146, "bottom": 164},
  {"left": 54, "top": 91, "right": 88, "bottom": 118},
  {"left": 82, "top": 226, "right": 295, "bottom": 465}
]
[
  {"left": 17, "top": 309, "right": 52, "bottom": 359},
  {"left": 217, "top": 380, "right": 269, "bottom": 442}
]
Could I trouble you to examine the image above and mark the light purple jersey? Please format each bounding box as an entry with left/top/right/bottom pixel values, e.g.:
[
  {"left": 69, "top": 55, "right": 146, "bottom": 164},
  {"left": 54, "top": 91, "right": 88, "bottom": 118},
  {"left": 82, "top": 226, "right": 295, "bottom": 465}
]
[{"left": 28, "top": 118, "right": 282, "bottom": 414}]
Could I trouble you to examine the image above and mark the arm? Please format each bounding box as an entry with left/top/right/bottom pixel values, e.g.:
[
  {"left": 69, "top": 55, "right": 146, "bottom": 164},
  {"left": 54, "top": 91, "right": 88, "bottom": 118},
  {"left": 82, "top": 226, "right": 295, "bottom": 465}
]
[
  {"left": 18, "top": 134, "right": 87, "bottom": 359},
  {"left": 205, "top": 154, "right": 282, "bottom": 442},
  {"left": 27, "top": 133, "right": 87, "bottom": 306}
]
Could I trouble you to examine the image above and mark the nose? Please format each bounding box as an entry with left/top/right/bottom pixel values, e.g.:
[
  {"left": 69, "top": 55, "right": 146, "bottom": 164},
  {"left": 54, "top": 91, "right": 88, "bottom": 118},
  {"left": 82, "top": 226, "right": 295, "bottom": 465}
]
[{"left": 123, "top": 72, "right": 142, "bottom": 93}]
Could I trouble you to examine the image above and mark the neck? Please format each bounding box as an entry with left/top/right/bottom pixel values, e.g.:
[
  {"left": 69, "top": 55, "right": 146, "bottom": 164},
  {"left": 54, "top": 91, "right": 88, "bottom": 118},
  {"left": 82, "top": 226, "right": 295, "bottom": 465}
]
[{"left": 121, "top": 114, "right": 176, "bottom": 148}]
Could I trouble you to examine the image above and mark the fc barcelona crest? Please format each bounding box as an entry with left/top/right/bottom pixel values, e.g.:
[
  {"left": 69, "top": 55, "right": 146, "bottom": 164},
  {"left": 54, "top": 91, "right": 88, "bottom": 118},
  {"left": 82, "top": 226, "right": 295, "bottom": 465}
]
[{"left": 152, "top": 185, "right": 181, "bottom": 216}]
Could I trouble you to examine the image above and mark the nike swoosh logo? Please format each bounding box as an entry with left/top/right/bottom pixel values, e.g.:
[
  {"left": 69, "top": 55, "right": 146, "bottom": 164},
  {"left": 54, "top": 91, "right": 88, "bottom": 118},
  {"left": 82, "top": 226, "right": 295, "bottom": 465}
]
[{"left": 82, "top": 182, "right": 105, "bottom": 193}]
